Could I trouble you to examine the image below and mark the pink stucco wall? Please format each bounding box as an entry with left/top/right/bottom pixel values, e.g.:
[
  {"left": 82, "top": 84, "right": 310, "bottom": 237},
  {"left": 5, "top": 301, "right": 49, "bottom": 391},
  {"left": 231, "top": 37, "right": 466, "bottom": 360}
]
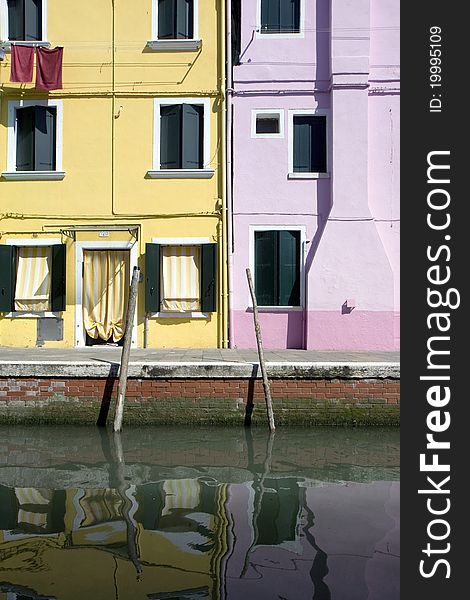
[{"left": 230, "top": 0, "right": 400, "bottom": 350}]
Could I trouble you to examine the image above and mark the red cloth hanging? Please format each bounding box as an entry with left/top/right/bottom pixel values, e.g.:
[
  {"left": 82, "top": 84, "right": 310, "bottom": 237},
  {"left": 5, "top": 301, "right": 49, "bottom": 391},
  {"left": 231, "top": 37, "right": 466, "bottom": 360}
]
[
  {"left": 36, "top": 46, "right": 64, "bottom": 91},
  {"left": 10, "top": 45, "right": 35, "bottom": 83}
]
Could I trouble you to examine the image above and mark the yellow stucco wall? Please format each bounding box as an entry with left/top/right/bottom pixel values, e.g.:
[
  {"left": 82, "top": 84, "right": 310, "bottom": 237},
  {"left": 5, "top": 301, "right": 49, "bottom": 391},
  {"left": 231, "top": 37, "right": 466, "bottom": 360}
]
[{"left": 0, "top": 0, "right": 227, "bottom": 348}]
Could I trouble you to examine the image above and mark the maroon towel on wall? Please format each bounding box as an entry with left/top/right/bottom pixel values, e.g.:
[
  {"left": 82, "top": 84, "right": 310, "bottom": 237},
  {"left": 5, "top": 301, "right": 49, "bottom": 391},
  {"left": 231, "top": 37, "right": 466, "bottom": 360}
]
[
  {"left": 36, "top": 46, "right": 64, "bottom": 91},
  {"left": 10, "top": 45, "right": 35, "bottom": 82}
]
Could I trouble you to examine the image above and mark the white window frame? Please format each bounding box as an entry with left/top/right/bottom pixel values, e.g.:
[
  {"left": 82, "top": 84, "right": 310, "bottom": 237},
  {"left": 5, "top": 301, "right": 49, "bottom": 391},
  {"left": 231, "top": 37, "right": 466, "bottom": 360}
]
[
  {"left": 0, "top": 0, "right": 49, "bottom": 46},
  {"left": 288, "top": 108, "right": 330, "bottom": 179},
  {"left": 2, "top": 98, "right": 65, "bottom": 180},
  {"left": 251, "top": 109, "right": 285, "bottom": 139},
  {"left": 148, "top": 97, "right": 214, "bottom": 179},
  {"left": 3, "top": 237, "right": 61, "bottom": 318},
  {"left": 248, "top": 225, "right": 306, "bottom": 310},
  {"left": 256, "top": 0, "right": 305, "bottom": 39},
  {"left": 150, "top": 236, "right": 210, "bottom": 319},
  {"left": 147, "top": 0, "right": 201, "bottom": 51},
  {"left": 74, "top": 241, "right": 138, "bottom": 348}
]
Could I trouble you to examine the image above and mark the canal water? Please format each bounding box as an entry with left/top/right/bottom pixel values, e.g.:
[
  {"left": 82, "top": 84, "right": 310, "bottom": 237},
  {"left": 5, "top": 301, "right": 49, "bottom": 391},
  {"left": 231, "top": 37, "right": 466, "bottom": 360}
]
[{"left": 0, "top": 426, "right": 399, "bottom": 600}]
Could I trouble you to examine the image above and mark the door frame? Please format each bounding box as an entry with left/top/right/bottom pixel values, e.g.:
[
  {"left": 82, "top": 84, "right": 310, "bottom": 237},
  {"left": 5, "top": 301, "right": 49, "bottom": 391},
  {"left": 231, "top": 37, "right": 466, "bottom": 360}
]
[{"left": 74, "top": 240, "right": 138, "bottom": 348}]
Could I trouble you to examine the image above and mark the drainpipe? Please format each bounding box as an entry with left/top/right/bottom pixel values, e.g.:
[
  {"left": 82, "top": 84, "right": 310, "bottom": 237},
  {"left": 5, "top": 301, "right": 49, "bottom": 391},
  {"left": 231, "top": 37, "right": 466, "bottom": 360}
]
[{"left": 226, "top": 0, "right": 234, "bottom": 348}]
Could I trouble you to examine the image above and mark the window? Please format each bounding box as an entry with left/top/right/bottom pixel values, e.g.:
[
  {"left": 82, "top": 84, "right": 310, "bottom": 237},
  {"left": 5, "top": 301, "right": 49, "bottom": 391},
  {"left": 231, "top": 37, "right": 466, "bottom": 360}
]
[
  {"left": 16, "top": 105, "right": 56, "bottom": 171},
  {"left": 260, "top": 0, "right": 300, "bottom": 34},
  {"left": 150, "top": 98, "right": 213, "bottom": 178},
  {"left": 252, "top": 109, "right": 284, "bottom": 138},
  {"left": 0, "top": 243, "right": 66, "bottom": 314},
  {"left": 254, "top": 230, "right": 301, "bottom": 307},
  {"left": 145, "top": 242, "right": 217, "bottom": 314},
  {"left": 293, "top": 115, "right": 327, "bottom": 173},
  {"left": 7, "top": 0, "right": 42, "bottom": 41},
  {"left": 158, "top": 0, "right": 193, "bottom": 39}
]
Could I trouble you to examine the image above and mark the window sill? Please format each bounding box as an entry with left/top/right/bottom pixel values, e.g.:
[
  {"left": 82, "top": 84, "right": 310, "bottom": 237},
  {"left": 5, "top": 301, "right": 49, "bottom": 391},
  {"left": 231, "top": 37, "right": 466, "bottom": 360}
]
[
  {"left": 247, "top": 306, "right": 303, "bottom": 312},
  {"left": 2, "top": 311, "right": 60, "bottom": 318},
  {"left": 0, "top": 41, "right": 51, "bottom": 52},
  {"left": 288, "top": 172, "right": 330, "bottom": 180},
  {"left": 1, "top": 171, "right": 66, "bottom": 181},
  {"left": 146, "top": 39, "right": 202, "bottom": 51},
  {"left": 147, "top": 169, "right": 214, "bottom": 179},
  {"left": 150, "top": 311, "right": 210, "bottom": 319}
]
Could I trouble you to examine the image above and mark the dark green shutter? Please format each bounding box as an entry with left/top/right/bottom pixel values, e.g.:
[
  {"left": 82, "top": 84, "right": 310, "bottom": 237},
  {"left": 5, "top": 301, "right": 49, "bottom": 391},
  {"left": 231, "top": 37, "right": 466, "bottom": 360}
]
[
  {"left": 158, "top": 0, "right": 175, "bottom": 39},
  {"left": 200, "top": 244, "right": 217, "bottom": 312},
  {"left": 182, "top": 104, "right": 203, "bottom": 169},
  {"left": 35, "top": 106, "right": 56, "bottom": 171},
  {"left": 280, "top": 0, "right": 299, "bottom": 33},
  {"left": 145, "top": 243, "right": 161, "bottom": 313},
  {"left": 160, "top": 105, "right": 182, "bottom": 169},
  {"left": 310, "top": 116, "right": 327, "bottom": 173},
  {"left": 0, "top": 245, "right": 16, "bottom": 312},
  {"left": 278, "top": 231, "right": 300, "bottom": 306},
  {"left": 24, "top": 0, "right": 41, "bottom": 41},
  {"left": 7, "top": 0, "right": 23, "bottom": 41},
  {"left": 51, "top": 244, "right": 66, "bottom": 311},
  {"left": 16, "top": 107, "right": 35, "bottom": 171},
  {"left": 176, "top": 0, "right": 193, "bottom": 39},
  {"left": 254, "top": 231, "right": 277, "bottom": 306},
  {"left": 293, "top": 116, "right": 312, "bottom": 173},
  {"left": 261, "top": 0, "right": 280, "bottom": 33}
]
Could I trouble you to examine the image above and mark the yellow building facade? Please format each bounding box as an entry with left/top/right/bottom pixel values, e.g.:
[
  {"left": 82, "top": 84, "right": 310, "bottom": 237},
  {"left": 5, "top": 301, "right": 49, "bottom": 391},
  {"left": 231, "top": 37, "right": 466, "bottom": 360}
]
[{"left": 0, "top": 0, "right": 227, "bottom": 348}]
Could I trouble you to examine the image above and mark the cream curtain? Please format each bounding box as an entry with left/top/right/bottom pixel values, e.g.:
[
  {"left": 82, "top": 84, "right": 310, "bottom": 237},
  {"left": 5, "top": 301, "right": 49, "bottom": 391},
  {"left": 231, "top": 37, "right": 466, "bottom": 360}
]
[
  {"left": 83, "top": 250, "right": 129, "bottom": 342},
  {"left": 161, "top": 245, "right": 201, "bottom": 312},
  {"left": 14, "top": 247, "right": 52, "bottom": 312}
]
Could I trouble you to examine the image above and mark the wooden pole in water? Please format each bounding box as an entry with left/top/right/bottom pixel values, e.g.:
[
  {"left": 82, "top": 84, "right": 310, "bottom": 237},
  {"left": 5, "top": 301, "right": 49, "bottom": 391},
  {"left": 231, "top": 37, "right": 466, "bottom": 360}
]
[
  {"left": 114, "top": 266, "right": 141, "bottom": 432},
  {"left": 246, "top": 268, "right": 275, "bottom": 432}
]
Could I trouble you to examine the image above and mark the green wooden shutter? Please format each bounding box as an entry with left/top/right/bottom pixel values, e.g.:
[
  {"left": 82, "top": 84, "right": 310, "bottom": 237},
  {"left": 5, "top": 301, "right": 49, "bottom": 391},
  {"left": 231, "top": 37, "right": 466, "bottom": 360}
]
[
  {"left": 280, "top": 0, "right": 299, "bottom": 33},
  {"left": 145, "top": 243, "right": 161, "bottom": 313},
  {"left": 254, "top": 231, "right": 277, "bottom": 306},
  {"left": 176, "top": 0, "right": 193, "bottom": 39},
  {"left": 34, "top": 106, "right": 56, "bottom": 171},
  {"left": 200, "top": 244, "right": 217, "bottom": 312},
  {"left": 16, "top": 106, "right": 35, "bottom": 171},
  {"left": 278, "top": 231, "right": 300, "bottom": 306},
  {"left": 293, "top": 116, "right": 312, "bottom": 173},
  {"left": 261, "top": 0, "right": 280, "bottom": 33},
  {"left": 182, "top": 104, "right": 203, "bottom": 169},
  {"left": 24, "top": 0, "right": 41, "bottom": 41},
  {"left": 7, "top": 0, "right": 23, "bottom": 41},
  {"left": 160, "top": 105, "right": 182, "bottom": 169},
  {"left": 158, "top": 0, "right": 175, "bottom": 39},
  {"left": 51, "top": 244, "right": 66, "bottom": 312},
  {"left": 310, "top": 115, "right": 327, "bottom": 173},
  {"left": 0, "top": 245, "right": 16, "bottom": 312}
]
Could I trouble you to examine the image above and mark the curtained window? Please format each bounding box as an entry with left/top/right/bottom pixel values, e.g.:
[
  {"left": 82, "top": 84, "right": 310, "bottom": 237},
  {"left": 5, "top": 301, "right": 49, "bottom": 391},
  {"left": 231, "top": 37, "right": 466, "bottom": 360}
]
[
  {"left": 161, "top": 245, "right": 201, "bottom": 312},
  {"left": 14, "top": 246, "right": 51, "bottom": 312}
]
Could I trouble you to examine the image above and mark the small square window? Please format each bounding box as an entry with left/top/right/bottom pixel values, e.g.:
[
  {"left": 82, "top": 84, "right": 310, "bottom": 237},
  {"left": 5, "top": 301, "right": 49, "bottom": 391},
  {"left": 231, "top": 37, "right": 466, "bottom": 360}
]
[
  {"left": 252, "top": 110, "right": 284, "bottom": 138},
  {"left": 256, "top": 115, "right": 280, "bottom": 135}
]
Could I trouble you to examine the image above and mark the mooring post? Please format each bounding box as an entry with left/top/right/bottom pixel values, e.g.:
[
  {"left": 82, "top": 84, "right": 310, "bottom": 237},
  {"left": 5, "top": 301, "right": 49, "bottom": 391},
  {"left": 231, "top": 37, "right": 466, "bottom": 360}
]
[
  {"left": 246, "top": 268, "right": 275, "bottom": 432},
  {"left": 114, "top": 266, "right": 141, "bottom": 432}
]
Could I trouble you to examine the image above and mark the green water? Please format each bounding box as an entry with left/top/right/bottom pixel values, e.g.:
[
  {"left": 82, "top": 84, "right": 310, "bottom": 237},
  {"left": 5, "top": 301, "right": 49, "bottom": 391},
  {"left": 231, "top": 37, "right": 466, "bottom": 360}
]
[{"left": 0, "top": 426, "right": 399, "bottom": 599}]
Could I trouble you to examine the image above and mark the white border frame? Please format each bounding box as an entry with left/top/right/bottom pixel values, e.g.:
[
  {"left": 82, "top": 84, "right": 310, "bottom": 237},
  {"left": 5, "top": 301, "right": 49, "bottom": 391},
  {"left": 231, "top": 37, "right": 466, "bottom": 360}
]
[
  {"left": 149, "top": 236, "right": 210, "bottom": 319},
  {"left": 3, "top": 237, "right": 61, "bottom": 318},
  {"left": 288, "top": 108, "right": 330, "bottom": 179},
  {"left": 251, "top": 109, "right": 285, "bottom": 139},
  {"left": 0, "top": 0, "right": 48, "bottom": 44},
  {"left": 256, "top": 0, "right": 305, "bottom": 39},
  {"left": 74, "top": 241, "right": 138, "bottom": 348},
  {"left": 151, "top": 0, "right": 199, "bottom": 41},
  {"left": 150, "top": 97, "right": 213, "bottom": 176},
  {"left": 4, "top": 98, "right": 64, "bottom": 179},
  {"left": 248, "top": 225, "right": 306, "bottom": 310}
]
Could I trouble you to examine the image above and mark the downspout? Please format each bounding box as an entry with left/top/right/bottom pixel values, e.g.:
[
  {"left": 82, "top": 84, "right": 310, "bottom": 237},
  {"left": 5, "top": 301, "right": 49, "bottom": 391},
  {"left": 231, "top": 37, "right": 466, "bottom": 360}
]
[{"left": 226, "top": 0, "right": 234, "bottom": 348}]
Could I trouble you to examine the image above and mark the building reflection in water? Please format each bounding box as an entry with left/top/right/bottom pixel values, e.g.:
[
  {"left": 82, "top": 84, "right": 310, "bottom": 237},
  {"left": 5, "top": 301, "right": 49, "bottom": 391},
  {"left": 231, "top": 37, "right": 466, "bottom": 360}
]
[{"left": 0, "top": 428, "right": 399, "bottom": 600}]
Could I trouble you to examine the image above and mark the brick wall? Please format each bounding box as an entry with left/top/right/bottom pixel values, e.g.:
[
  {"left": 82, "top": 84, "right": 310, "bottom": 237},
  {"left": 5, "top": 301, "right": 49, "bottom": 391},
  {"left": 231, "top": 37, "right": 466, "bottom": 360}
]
[{"left": 0, "top": 377, "right": 400, "bottom": 425}]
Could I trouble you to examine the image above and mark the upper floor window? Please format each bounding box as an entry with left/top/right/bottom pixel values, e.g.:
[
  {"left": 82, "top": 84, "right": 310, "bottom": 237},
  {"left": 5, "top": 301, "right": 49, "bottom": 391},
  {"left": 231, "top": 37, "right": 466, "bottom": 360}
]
[
  {"left": 16, "top": 105, "right": 56, "bottom": 171},
  {"left": 7, "top": 0, "right": 42, "bottom": 41},
  {"left": 288, "top": 110, "right": 328, "bottom": 178},
  {"left": 260, "top": 0, "right": 300, "bottom": 35},
  {"left": 158, "top": 0, "right": 194, "bottom": 39}
]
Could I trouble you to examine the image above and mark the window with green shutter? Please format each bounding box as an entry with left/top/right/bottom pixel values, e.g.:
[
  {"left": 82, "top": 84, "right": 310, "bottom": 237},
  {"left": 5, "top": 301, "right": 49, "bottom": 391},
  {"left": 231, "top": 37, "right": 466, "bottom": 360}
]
[
  {"left": 158, "top": 0, "right": 194, "bottom": 40},
  {"left": 254, "top": 230, "right": 301, "bottom": 307},
  {"left": 7, "top": 0, "right": 42, "bottom": 41},
  {"left": 16, "top": 106, "right": 56, "bottom": 172},
  {"left": 293, "top": 115, "right": 327, "bottom": 174},
  {"left": 160, "top": 103, "right": 203, "bottom": 169},
  {"left": 261, "top": 0, "right": 300, "bottom": 34}
]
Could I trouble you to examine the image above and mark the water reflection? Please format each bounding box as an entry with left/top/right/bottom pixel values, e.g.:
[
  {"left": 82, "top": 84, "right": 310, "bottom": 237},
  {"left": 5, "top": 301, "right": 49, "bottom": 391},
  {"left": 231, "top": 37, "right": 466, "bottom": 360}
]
[{"left": 0, "top": 427, "right": 399, "bottom": 600}]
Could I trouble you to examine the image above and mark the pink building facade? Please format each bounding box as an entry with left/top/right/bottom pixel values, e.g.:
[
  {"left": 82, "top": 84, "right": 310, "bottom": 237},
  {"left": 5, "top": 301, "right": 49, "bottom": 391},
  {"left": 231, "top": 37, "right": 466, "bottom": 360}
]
[{"left": 229, "top": 0, "right": 400, "bottom": 350}]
